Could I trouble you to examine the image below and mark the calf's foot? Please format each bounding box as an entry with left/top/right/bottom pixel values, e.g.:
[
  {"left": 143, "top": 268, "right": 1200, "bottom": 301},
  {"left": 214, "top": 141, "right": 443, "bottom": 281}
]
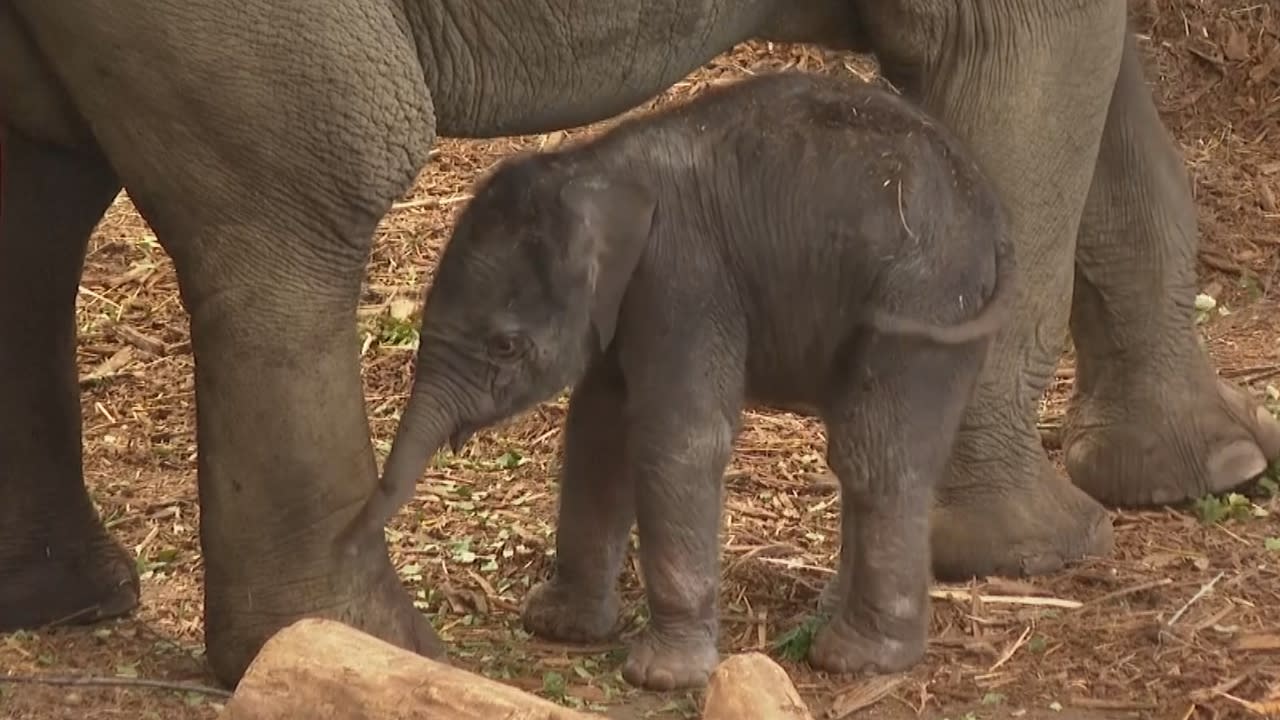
[
  {"left": 0, "top": 517, "right": 139, "bottom": 630},
  {"left": 521, "top": 579, "right": 620, "bottom": 643},
  {"left": 807, "top": 614, "right": 923, "bottom": 675},
  {"left": 1065, "top": 370, "right": 1280, "bottom": 507},
  {"left": 932, "top": 435, "right": 1115, "bottom": 581},
  {"left": 621, "top": 626, "right": 718, "bottom": 691}
]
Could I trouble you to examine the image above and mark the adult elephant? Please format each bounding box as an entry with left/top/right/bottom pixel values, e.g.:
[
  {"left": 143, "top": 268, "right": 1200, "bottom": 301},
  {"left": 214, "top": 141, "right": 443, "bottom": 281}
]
[{"left": 1, "top": 0, "right": 1276, "bottom": 688}]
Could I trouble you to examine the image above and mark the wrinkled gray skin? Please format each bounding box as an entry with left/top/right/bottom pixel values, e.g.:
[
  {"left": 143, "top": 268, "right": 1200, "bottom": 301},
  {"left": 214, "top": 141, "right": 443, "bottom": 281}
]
[
  {"left": 358, "top": 71, "right": 1016, "bottom": 690},
  {"left": 3, "top": 0, "right": 1279, "bottom": 688}
]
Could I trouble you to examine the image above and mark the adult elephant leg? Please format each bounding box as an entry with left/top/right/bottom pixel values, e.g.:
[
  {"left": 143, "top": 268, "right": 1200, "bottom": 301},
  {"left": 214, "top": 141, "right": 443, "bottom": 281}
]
[
  {"left": 176, "top": 227, "right": 443, "bottom": 685},
  {"left": 11, "top": 1, "right": 443, "bottom": 685},
  {"left": 1064, "top": 33, "right": 1280, "bottom": 506},
  {"left": 859, "top": 0, "right": 1124, "bottom": 579},
  {"left": 0, "top": 128, "right": 138, "bottom": 628}
]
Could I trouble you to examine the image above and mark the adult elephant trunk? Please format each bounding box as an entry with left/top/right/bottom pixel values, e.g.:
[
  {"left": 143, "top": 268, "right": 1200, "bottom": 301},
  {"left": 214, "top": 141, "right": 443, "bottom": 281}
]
[{"left": 339, "top": 363, "right": 463, "bottom": 554}]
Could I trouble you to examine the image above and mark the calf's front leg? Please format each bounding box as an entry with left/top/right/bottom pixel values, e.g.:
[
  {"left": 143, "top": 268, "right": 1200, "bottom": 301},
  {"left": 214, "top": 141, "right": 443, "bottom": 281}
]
[
  {"left": 617, "top": 341, "right": 745, "bottom": 691},
  {"left": 522, "top": 356, "right": 634, "bottom": 643}
]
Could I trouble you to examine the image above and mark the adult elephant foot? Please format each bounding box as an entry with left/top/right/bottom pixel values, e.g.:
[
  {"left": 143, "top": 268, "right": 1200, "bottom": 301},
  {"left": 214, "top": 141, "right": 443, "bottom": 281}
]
[
  {"left": 0, "top": 516, "right": 139, "bottom": 631},
  {"left": 929, "top": 428, "right": 1115, "bottom": 582},
  {"left": 203, "top": 531, "right": 443, "bottom": 686},
  {"left": 1063, "top": 362, "right": 1280, "bottom": 508},
  {"left": 812, "top": 393, "right": 1121, "bottom": 584},
  {"left": 1064, "top": 33, "right": 1280, "bottom": 508}
]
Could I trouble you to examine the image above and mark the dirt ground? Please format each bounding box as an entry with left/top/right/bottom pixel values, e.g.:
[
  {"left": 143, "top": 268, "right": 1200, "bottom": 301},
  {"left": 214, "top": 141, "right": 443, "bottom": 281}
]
[{"left": 3, "top": 3, "right": 1280, "bottom": 719}]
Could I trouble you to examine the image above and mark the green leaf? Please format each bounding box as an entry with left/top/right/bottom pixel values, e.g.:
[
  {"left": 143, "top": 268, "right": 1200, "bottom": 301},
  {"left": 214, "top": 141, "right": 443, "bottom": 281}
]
[
  {"left": 497, "top": 450, "right": 525, "bottom": 469},
  {"left": 772, "top": 616, "right": 822, "bottom": 662},
  {"left": 1192, "top": 493, "right": 1254, "bottom": 524},
  {"left": 541, "top": 671, "right": 567, "bottom": 699},
  {"left": 1259, "top": 475, "right": 1279, "bottom": 497}
]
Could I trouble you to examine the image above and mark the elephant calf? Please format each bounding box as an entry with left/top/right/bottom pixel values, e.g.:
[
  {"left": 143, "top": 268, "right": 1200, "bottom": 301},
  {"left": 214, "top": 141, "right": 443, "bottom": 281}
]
[{"left": 348, "top": 70, "right": 1015, "bottom": 690}]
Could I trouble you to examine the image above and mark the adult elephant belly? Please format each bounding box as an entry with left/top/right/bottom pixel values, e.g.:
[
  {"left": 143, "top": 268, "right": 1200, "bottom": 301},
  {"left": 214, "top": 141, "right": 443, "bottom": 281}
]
[{"left": 0, "top": 4, "right": 92, "bottom": 148}]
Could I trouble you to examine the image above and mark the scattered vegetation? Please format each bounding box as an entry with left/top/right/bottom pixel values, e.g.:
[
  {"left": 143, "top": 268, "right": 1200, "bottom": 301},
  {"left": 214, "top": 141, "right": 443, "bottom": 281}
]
[{"left": 5, "top": 4, "right": 1280, "bottom": 718}]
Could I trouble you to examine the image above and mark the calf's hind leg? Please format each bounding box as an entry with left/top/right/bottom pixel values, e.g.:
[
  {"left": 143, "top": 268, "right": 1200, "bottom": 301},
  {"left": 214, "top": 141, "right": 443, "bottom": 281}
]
[
  {"left": 0, "top": 130, "right": 138, "bottom": 630},
  {"left": 809, "top": 334, "right": 985, "bottom": 675}
]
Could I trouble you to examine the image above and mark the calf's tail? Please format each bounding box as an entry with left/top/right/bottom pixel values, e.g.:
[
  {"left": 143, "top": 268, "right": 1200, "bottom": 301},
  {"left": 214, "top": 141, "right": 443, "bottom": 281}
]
[{"left": 867, "top": 211, "right": 1017, "bottom": 346}]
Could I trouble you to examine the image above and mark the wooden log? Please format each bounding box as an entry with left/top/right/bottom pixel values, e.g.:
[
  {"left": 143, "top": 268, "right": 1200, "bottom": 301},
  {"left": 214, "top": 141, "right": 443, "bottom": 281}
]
[
  {"left": 220, "top": 618, "right": 602, "bottom": 720},
  {"left": 701, "top": 652, "right": 815, "bottom": 720}
]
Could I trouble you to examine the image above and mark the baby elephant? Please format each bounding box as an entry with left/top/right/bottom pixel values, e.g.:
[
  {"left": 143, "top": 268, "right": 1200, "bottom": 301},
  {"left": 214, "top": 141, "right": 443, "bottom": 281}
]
[{"left": 345, "top": 70, "right": 1015, "bottom": 690}]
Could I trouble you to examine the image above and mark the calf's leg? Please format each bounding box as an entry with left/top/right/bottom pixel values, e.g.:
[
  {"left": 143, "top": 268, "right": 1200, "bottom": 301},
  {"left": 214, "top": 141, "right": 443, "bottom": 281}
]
[
  {"left": 809, "top": 333, "right": 984, "bottom": 675},
  {"left": 614, "top": 336, "right": 745, "bottom": 691},
  {"left": 0, "top": 129, "right": 137, "bottom": 629},
  {"left": 1065, "top": 32, "right": 1280, "bottom": 506},
  {"left": 522, "top": 356, "right": 634, "bottom": 643}
]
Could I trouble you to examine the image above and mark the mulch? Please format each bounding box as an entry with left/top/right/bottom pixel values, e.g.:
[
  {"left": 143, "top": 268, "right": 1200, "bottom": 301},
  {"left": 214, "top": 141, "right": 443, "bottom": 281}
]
[{"left": 2, "top": 2, "right": 1278, "bottom": 719}]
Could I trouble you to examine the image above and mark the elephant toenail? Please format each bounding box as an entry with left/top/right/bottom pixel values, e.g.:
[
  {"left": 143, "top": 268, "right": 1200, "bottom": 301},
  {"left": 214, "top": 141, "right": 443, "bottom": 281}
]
[{"left": 1206, "top": 440, "right": 1265, "bottom": 487}]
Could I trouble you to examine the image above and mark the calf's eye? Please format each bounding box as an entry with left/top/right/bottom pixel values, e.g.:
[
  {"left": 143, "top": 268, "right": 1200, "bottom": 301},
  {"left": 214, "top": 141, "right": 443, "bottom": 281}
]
[{"left": 486, "top": 333, "right": 525, "bottom": 361}]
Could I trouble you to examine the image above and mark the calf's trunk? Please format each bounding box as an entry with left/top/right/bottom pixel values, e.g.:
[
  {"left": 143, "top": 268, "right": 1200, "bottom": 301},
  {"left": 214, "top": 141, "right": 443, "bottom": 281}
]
[{"left": 339, "top": 371, "right": 460, "bottom": 552}]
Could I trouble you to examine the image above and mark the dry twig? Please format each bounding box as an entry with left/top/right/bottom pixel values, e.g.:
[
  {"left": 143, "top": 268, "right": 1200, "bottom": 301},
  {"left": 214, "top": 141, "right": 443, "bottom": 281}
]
[
  {"left": 0, "top": 673, "right": 232, "bottom": 699},
  {"left": 1167, "top": 571, "right": 1226, "bottom": 626}
]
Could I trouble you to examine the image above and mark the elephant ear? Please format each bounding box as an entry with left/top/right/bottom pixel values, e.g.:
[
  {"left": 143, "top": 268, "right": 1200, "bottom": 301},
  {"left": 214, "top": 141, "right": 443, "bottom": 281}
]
[{"left": 558, "top": 174, "right": 657, "bottom": 351}]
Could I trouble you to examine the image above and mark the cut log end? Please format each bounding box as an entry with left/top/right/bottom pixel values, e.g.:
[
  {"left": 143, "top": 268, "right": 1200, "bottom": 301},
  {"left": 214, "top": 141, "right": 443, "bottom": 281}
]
[
  {"left": 702, "top": 652, "right": 815, "bottom": 720},
  {"left": 220, "top": 618, "right": 602, "bottom": 720}
]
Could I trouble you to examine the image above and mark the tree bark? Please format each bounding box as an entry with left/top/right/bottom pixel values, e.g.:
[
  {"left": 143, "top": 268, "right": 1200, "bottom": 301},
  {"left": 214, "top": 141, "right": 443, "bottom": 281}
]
[
  {"left": 702, "top": 652, "right": 815, "bottom": 720},
  {"left": 220, "top": 618, "right": 602, "bottom": 720}
]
